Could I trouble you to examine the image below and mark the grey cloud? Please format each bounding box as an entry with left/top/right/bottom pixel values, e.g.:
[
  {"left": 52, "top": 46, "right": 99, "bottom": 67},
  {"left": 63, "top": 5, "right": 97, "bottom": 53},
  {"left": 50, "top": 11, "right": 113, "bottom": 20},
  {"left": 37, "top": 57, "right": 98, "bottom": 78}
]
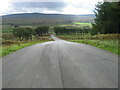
[{"left": 12, "top": 2, "right": 67, "bottom": 11}]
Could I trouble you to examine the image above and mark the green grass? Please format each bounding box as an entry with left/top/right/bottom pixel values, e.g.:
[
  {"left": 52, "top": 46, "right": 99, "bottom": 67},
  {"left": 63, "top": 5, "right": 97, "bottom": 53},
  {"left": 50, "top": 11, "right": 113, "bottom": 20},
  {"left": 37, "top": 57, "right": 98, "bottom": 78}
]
[
  {"left": 60, "top": 25, "right": 73, "bottom": 26},
  {"left": 57, "top": 34, "right": 119, "bottom": 55},
  {"left": 73, "top": 22, "right": 91, "bottom": 25},
  {"left": 57, "top": 34, "right": 91, "bottom": 40},
  {"left": 1, "top": 41, "right": 49, "bottom": 57},
  {"left": 59, "top": 22, "right": 92, "bottom": 27},
  {"left": 69, "top": 39, "right": 119, "bottom": 55},
  {"left": 57, "top": 34, "right": 119, "bottom": 40},
  {"left": 2, "top": 29, "right": 13, "bottom": 33}
]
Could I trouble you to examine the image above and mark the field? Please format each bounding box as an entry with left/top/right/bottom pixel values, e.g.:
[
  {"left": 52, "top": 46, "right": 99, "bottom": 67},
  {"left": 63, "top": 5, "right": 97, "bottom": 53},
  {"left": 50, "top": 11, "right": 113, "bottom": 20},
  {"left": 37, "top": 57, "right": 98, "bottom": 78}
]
[
  {"left": 1, "top": 31, "right": 53, "bottom": 56},
  {"left": 57, "top": 34, "right": 119, "bottom": 55},
  {"left": 73, "top": 22, "right": 91, "bottom": 25}
]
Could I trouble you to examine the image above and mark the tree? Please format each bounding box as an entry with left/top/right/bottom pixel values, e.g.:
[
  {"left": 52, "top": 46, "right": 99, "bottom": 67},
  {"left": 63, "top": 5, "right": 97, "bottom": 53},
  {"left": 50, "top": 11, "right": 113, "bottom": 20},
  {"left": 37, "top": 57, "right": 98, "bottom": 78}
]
[
  {"left": 34, "top": 26, "right": 49, "bottom": 36},
  {"left": 13, "top": 27, "right": 24, "bottom": 41},
  {"left": 22, "top": 27, "right": 33, "bottom": 40},
  {"left": 13, "top": 27, "right": 34, "bottom": 40},
  {"left": 54, "top": 26, "right": 90, "bottom": 35},
  {"left": 92, "top": 2, "right": 120, "bottom": 35}
]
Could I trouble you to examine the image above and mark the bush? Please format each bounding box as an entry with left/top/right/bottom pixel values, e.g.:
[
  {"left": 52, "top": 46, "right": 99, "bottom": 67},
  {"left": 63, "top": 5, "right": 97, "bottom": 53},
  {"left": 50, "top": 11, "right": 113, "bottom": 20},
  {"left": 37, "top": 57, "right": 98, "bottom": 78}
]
[
  {"left": 54, "top": 26, "right": 91, "bottom": 35},
  {"left": 2, "top": 33, "right": 15, "bottom": 40},
  {"left": 13, "top": 27, "right": 34, "bottom": 41},
  {"left": 34, "top": 26, "right": 49, "bottom": 36}
]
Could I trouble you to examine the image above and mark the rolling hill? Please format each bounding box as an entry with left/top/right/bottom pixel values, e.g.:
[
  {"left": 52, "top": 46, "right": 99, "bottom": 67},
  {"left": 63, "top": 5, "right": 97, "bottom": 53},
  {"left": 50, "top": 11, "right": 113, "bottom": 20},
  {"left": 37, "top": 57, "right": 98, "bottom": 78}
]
[{"left": 2, "top": 13, "right": 95, "bottom": 26}]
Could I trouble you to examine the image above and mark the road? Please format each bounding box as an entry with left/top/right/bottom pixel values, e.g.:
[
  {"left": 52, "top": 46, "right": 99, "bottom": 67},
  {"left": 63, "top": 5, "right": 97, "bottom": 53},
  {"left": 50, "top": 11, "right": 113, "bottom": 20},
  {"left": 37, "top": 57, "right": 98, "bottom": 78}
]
[{"left": 2, "top": 35, "right": 118, "bottom": 88}]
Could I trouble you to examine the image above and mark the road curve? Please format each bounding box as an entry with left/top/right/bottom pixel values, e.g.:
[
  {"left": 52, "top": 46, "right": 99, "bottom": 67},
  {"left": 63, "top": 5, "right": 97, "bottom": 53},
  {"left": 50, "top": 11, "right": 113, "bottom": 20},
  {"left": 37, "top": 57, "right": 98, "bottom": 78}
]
[{"left": 2, "top": 35, "right": 118, "bottom": 88}]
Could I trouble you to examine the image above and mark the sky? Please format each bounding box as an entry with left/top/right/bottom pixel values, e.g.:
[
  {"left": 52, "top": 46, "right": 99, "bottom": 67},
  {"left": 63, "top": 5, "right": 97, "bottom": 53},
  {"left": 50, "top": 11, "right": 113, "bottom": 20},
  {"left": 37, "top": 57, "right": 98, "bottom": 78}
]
[{"left": 0, "top": 0, "right": 103, "bottom": 16}]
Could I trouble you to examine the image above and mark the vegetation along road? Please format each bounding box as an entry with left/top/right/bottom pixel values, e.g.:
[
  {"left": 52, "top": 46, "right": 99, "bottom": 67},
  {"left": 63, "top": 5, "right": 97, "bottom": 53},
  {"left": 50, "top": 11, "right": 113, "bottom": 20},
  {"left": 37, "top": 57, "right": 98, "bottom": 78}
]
[{"left": 2, "top": 35, "right": 118, "bottom": 88}]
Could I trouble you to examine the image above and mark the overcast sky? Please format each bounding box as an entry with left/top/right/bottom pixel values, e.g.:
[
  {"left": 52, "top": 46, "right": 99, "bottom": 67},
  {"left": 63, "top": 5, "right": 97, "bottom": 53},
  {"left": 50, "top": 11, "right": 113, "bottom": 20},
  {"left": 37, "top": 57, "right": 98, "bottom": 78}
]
[{"left": 0, "top": 0, "right": 103, "bottom": 16}]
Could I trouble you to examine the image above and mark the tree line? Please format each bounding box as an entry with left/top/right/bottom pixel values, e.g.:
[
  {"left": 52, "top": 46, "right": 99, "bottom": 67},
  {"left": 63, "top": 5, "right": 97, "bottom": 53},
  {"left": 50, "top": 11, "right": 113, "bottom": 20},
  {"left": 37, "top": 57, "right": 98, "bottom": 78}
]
[
  {"left": 54, "top": 26, "right": 90, "bottom": 35},
  {"left": 13, "top": 26, "right": 49, "bottom": 41},
  {"left": 91, "top": 2, "right": 120, "bottom": 35}
]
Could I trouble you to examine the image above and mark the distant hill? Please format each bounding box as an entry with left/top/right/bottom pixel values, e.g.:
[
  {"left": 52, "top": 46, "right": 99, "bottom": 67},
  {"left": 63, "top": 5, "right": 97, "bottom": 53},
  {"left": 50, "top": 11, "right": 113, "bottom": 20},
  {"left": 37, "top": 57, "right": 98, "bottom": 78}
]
[{"left": 2, "top": 13, "right": 95, "bottom": 26}]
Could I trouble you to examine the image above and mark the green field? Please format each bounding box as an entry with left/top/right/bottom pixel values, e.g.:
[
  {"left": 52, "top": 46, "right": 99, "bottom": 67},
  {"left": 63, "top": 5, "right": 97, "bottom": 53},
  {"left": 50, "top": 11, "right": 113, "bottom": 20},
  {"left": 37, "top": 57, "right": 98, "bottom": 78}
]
[
  {"left": 59, "top": 23, "right": 92, "bottom": 27},
  {"left": 73, "top": 22, "right": 92, "bottom": 25},
  {"left": 73, "top": 22, "right": 92, "bottom": 26}
]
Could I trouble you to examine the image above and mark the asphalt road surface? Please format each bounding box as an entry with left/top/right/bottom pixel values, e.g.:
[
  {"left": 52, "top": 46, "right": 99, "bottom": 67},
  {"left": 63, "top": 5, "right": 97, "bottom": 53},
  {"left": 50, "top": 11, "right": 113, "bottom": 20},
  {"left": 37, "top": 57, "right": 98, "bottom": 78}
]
[{"left": 2, "top": 35, "right": 118, "bottom": 88}]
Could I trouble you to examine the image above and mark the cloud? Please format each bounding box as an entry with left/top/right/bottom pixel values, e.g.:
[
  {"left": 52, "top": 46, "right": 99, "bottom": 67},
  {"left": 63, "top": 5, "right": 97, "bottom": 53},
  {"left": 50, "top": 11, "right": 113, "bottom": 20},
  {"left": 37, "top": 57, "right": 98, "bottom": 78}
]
[
  {"left": 12, "top": 2, "right": 67, "bottom": 11},
  {"left": 63, "top": 0, "right": 103, "bottom": 14},
  {"left": 0, "top": 0, "right": 103, "bottom": 15},
  {"left": 0, "top": 0, "right": 13, "bottom": 15}
]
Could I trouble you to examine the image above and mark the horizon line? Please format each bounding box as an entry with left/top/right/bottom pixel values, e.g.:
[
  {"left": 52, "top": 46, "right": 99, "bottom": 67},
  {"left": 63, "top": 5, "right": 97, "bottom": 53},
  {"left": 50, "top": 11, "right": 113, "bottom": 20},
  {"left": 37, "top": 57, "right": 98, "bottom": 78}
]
[{"left": 1, "top": 12, "right": 95, "bottom": 16}]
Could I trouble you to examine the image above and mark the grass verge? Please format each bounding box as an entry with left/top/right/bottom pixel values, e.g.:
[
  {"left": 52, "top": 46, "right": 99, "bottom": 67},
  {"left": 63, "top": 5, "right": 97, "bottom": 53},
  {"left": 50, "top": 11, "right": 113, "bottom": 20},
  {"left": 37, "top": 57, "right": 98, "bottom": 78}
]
[
  {"left": 69, "top": 39, "right": 119, "bottom": 55},
  {"left": 1, "top": 41, "right": 49, "bottom": 57},
  {"left": 57, "top": 34, "right": 119, "bottom": 55}
]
